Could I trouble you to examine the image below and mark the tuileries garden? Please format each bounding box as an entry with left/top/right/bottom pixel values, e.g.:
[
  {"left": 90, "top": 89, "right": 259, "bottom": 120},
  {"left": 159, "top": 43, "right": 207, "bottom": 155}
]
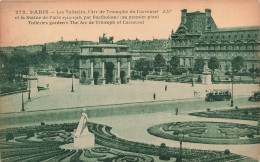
[{"left": 0, "top": 76, "right": 259, "bottom": 161}]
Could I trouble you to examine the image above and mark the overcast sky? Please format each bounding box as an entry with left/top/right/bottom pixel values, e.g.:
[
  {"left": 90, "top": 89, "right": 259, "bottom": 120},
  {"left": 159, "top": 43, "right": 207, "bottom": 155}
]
[{"left": 0, "top": 0, "right": 259, "bottom": 47}]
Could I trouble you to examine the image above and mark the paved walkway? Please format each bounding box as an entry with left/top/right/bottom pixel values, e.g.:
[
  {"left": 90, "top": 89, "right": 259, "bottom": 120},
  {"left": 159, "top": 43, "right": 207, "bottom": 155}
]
[
  {"left": 0, "top": 76, "right": 258, "bottom": 113},
  {"left": 91, "top": 111, "right": 260, "bottom": 160}
]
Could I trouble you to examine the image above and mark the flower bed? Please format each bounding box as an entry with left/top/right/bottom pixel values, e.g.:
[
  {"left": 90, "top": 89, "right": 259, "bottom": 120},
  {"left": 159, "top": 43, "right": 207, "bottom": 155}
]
[
  {"left": 189, "top": 107, "right": 260, "bottom": 121},
  {"left": 147, "top": 121, "right": 260, "bottom": 145},
  {"left": 0, "top": 122, "right": 249, "bottom": 162}
]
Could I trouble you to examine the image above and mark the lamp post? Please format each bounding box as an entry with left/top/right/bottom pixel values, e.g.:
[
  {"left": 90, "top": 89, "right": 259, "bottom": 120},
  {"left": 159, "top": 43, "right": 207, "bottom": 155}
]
[
  {"left": 178, "top": 132, "right": 184, "bottom": 162},
  {"left": 191, "top": 68, "right": 194, "bottom": 87},
  {"left": 71, "top": 69, "right": 74, "bottom": 92},
  {"left": 174, "top": 129, "right": 184, "bottom": 162},
  {"left": 231, "top": 78, "right": 234, "bottom": 107},
  {"left": 21, "top": 91, "right": 25, "bottom": 111},
  {"left": 28, "top": 76, "right": 31, "bottom": 100}
]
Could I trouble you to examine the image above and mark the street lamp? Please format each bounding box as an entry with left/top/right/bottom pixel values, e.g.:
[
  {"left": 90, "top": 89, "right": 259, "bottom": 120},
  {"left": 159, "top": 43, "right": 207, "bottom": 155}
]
[
  {"left": 28, "top": 76, "right": 31, "bottom": 100},
  {"left": 191, "top": 68, "right": 194, "bottom": 87},
  {"left": 173, "top": 129, "right": 185, "bottom": 162},
  {"left": 188, "top": 68, "right": 194, "bottom": 87},
  {"left": 21, "top": 91, "right": 25, "bottom": 111},
  {"left": 231, "top": 78, "right": 234, "bottom": 107},
  {"left": 71, "top": 69, "right": 74, "bottom": 92}
]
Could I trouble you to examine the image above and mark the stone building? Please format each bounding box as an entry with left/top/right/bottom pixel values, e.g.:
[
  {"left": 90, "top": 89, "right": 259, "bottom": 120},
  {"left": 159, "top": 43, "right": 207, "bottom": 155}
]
[
  {"left": 79, "top": 36, "right": 131, "bottom": 85},
  {"left": 116, "top": 38, "right": 170, "bottom": 68},
  {"left": 196, "top": 26, "right": 259, "bottom": 71},
  {"left": 45, "top": 38, "right": 94, "bottom": 55},
  {"left": 171, "top": 9, "right": 260, "bottom": 72}
]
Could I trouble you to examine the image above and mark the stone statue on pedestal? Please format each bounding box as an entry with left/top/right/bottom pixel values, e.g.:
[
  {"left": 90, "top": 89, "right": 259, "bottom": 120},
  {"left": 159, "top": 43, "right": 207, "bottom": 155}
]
[
  {"left": 202, "top": 63, "right": 212, "bottom": 85},
  {"left": 74, "top": 109, "right": 95, "bottom": 148}
]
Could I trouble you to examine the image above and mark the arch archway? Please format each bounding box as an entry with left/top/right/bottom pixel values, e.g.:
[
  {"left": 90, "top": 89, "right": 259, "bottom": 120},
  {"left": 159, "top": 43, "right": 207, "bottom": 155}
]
[
  {"left": 93, "top": 71, "right": 99, "bottom": 85},
  {"left": 120, "top": 71, "right": 126, "bottom": 84},
  {"left": 105, "top": 62, "right": 115, "bottom": 84},
  {"left": 81, "top": 71, "right": 86, "bottom": 79}
]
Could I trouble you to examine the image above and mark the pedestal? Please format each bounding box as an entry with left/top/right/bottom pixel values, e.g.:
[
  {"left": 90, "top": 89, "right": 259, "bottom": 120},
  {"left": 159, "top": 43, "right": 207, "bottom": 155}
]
[
  {"left": 74, "top": 134, "right": 95, "bottom": 149},
  {"left": 202, "top": 72, "right": 212, "bottom": 85},
  {"left": 101, "top": 77, "right": 106, "bottom": 85},
  {"left": 127, "top": 77, "right": 131, "bottom": 83},
  {"left": 90, "top": 78, "right": 94, "bottom": 85},
  {"left": 117, "top": 77, "right": 121, "bottom": 84}
]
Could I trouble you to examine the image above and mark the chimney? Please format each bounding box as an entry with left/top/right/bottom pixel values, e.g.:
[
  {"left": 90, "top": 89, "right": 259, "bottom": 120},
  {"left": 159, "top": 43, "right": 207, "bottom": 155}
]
[
  {"left": 205, "top": 9, "right": 211, "bottom": 17},
  {"left": 181, "top": 9, "right": 187, "bottom": 25},
  {"left": 205, "top": 9, "right": 211, "bottom": 31}
]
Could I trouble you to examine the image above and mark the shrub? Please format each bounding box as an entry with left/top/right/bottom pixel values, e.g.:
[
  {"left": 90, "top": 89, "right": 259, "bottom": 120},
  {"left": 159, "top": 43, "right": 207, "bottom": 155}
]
[
  {"left": 197, "top": 75, "right": 202, "bottom": 83},
  {"left": 211, "top": 76, "right": 215, "bottom": 82},
  {"left": 207, "top": 108, "right": 211, "bottom": 112},
  {"left": 160, "top": 143, "right": 166, "bottom": 148},
  {"left": 65, "top": 127, "right": 74, "bottom": 132},
  {"left": 6, "top": 133, "right": 14, "bottom": 141},
  {"left": 159, "top": 154, "right": 171, "bottom": 160},
  {"left": 56, "top": 72, "right": 72, "bottom": 78},
  {"left": 224, "top": 149, "right": 230, "bottom": 155},
  {"left": 244, "top": 110, "right": 249, "bottom": 115},
  {"left": 27, "top": 131, "right": 34, "bottom": 138},
  {"left": 235, "top": 106, "right": 238, "bottom": 110},
  {"left": 225, "top": 71, "right": 230, "bottom": 75},
  {"left": 111, "top": 135, "right": 117, "bottom": 139},
  {"left": 41, "top": 122, "right": 45, "bottom": 126},
  {"left": 55, "top": 67, "right": 61, "bottom": 72},
  {"left": 61, "top": 68, "right": 68, "bottom": 73},
  {"left": 37, "top": 71, "right": 52, "bottom": 76},
  {"left": 171, "top": 68, "right": 187, "bottom": 75},
  {"left": 247, "top": 134, "right": 254, "bottom": 138}
]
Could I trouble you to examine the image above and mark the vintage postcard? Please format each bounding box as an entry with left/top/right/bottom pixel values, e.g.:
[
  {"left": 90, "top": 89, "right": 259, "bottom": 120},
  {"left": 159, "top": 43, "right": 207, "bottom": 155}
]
[{"left": 0, "top": 0, "right": 259, "bottom": 161}]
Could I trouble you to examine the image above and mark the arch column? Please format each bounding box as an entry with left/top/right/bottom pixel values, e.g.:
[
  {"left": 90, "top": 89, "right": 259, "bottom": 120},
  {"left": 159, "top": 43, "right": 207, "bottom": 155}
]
[
  {"left": 90, "top": 60, "right": 94, "bottom": 85},
  {"left": 127, "top": 58, "right": 131, "bottom": 83},
  {"left": 102, "top": 61, "right": 106, "bottom": 85},
  {"left": 117, "top": 60, "right": 121, "bottom": 84}
]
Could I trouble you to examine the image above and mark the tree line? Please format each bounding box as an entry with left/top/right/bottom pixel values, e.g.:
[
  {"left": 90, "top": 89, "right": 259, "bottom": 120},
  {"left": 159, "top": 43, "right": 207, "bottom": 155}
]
[
  {"left": 0, "top": 48, "right": 79, "bottom": 93},
  {"left": 134, "top": 54, "right": 259, "bottom": 79}
]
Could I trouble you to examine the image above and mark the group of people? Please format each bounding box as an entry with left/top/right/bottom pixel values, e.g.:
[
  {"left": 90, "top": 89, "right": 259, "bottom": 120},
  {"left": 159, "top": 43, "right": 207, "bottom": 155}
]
[
  {"left": 153, "top": 85, "right": 168, "bottom": 100},
  {"left": 152, "top": 85, "right": 179, "bottom": 115}
]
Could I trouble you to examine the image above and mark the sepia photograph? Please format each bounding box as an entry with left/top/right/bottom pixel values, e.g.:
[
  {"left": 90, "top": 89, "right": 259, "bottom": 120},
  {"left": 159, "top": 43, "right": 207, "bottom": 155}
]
[{"left": 0, "top": 0, "right": 259, "bottom": 161}]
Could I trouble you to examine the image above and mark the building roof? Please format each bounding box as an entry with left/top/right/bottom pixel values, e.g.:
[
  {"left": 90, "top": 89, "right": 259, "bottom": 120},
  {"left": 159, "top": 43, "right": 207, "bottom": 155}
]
[
  {"left": 213, "top": 26, "right": 260, "bottom": 32},
  {"left": 81, "top": 44, "right": 128, "bottom": 48}
]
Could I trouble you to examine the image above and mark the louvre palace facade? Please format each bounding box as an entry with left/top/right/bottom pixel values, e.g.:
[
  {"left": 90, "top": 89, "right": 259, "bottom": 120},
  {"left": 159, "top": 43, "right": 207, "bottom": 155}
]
[{"left": 170, "top": 9, "right": 259, "bottom": 71}]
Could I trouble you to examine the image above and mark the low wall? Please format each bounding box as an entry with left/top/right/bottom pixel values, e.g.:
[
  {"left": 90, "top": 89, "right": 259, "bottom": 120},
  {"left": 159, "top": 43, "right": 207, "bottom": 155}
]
[{"left": 0, "top": 97, "right": 253, "bottom": 128}]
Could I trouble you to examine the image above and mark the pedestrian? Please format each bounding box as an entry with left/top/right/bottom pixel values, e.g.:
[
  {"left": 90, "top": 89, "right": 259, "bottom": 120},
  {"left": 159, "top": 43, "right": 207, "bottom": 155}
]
[
  {"left": 153, "top": 93, "right": 156, "bottom": 100},
  {"left": 175, "top": 107, "right": 179, "bottom": 115},
  {"left": 165, "top": 85, "right": 167, "bottom": 91}
]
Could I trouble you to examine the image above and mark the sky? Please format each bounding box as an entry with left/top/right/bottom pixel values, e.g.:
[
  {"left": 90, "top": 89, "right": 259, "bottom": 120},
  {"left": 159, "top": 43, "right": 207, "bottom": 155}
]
[{"left": 0, "top": 0, "right": 259, "bottom": 47}]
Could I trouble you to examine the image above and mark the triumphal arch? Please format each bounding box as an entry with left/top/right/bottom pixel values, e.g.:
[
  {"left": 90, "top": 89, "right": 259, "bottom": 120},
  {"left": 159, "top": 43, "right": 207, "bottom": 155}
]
[{"left": 79, "top": 35, "right": 132, "bottom": 85}]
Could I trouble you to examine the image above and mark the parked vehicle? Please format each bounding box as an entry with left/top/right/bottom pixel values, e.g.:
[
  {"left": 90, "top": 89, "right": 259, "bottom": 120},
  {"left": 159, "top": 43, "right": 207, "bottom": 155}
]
[
  {"left": 37, "top": 84, "right": 49, "bottom": 92},
  {"left": 205, "top": 89, "right": 231, "bottom": 102},
  {"left": 248, "top": 91, "right": 260, "bottom": 102}
]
